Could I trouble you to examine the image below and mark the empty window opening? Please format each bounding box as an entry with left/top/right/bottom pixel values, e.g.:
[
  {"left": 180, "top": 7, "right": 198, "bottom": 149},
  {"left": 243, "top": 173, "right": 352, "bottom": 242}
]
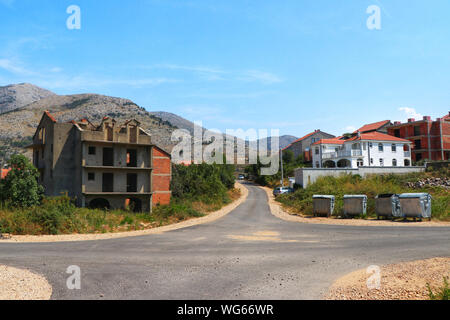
[
  {"left": 414, "top": 140, "right": 421, "bottom": 150},
  {"left": 88, "top": 146, "right": 96, "bottom": 155},
  {"left": 127, "top": 149, "right": 137, "bottom": 167},
  {"left": 414, "top": 126, "right": 421, "bottom": 136},
  {"left": 89, "top": 198, "right": 110, "bottom": 210},
  {"left": 127, "top": 173, "right": 138, "bottom": 193},
  {"left": 392, "top": 159, "right": 397, "bottom": 166},
  {"left": 88, "top": 173, "right": 95, "bottom": 181},
  {"left": 102, "top": 173, "right": 114, "bottom": 192},
  {"left": 103, "top": 148, "right": 114, "bottom": 166},
  {"left": 394, "top": 129, "right": 401, "bottom": 138}
]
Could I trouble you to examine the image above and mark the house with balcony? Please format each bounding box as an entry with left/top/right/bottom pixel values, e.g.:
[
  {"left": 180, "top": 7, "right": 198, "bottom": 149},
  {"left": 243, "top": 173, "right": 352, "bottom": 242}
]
[
  {"left": 282, "top": 129, "right": 335, "bottom": 161},
  {"left": 312, "top": 132, "right": 412, "bottom": 169},
  {"left": 28, "top": 111, "right": 171, "bottom": 212}
]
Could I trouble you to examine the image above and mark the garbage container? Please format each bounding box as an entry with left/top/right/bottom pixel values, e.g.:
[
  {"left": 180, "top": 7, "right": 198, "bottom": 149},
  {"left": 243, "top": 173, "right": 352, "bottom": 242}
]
[
  {"left": 312, "top": 195, "right": 335, "bottom": 217},
  {"left": 343, "top": 195, "right": 367, "bottom": 218},
  {"left": 375, "top": 194, "right": 401, "bottom": 220},
  {"left": 398, "top": 193, "right": 432, "bottom": 221}
]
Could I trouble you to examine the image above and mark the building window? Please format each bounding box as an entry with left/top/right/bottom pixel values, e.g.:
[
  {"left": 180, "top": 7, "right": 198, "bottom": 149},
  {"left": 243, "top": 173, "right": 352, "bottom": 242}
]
[
  {"left": 394, "top": 129, "right": 401, "bottom": 138},
  {"left": 315, "top": 161, "right": 320, "bottom": 168},
  {"left": 370, "top": 158, "right": 374, "bottom": 165},
  {"left": 378, "top": 143, "right": 384, "bottom": 152},
  {"left": 391, "top": 144, "right": 396, "bottom": 152},
  {"left": 379, "top": 158, "right": 384, "bottom": 166},
  {"left": 88, "top": 173, "right": 95, "bottom": 181},
  {"left": 357, "top": 159, "right": 364, "bottom": 167},
  {"left": 369, "top": 142, "right": 373, "bottom": 148},
  {"left": 315, "top": 148, "right": 319, "bottom": 155},
  {"left": 414, "top": 140, "right": 421, "bottom": 150},
  {"left": 392, "top": 159, "right": 397, "bottom": 167},
  {"left": 414, "top": 126, "right": 421, "bottom": 136},
  {"left": 127, "top": 149, "right": 137, "bottom": 167},
  {"left": 363, "top": 143, "right": 367, "bottom": 150},
  {"left": 88, "top": 146, "right": 96, "bottom": 155},
  {"left": 416, "top": 153, "right": 423, "bottom": 162}
]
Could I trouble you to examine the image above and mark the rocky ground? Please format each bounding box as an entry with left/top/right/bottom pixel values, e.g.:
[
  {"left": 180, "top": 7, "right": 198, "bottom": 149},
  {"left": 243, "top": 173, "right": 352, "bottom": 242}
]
[
  {"left": 0, "top": 265, "right": 52, "bottom": 300},
  {"left": 406, "top": 177, "right": 450, "bottom": 189},
  {"left": 326, "top": 257, "right": 450, "bottom": 300}
]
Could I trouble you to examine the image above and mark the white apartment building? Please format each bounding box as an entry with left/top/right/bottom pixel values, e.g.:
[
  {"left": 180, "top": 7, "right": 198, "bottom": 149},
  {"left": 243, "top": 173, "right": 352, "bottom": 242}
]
[{"left": 312, "top": 132, "right": 412, "bottom": 169}]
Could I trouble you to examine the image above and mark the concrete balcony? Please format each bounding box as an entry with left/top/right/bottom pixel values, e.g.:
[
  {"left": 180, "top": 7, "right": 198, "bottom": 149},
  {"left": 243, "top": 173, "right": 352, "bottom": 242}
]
[{"left": 322, "top": 150, "right": 362, "bottom": 159}]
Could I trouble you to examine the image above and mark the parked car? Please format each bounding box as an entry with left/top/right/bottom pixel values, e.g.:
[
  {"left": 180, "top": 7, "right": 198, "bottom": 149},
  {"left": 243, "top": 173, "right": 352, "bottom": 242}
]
[
  {"left": 273, "top": 187, "right": 293, "bottom": 196},
  {"left": 238, "top": 174, "right": 245, "bottom": 180}
]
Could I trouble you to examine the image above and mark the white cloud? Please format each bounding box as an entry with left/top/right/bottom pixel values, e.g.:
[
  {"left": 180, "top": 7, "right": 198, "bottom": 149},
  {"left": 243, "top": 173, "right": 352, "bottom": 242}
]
[
  {"left": 0, "top": 58, "right": 34, "bottom": 75},
  {"left": 343, "top": 126, "right": 357, "bottom": 133},
  {"left": 239, "top": 70, "right": 283, "bottom": 84},
  {"left": 399, "top": 107, "right": 423, "bottom": 122}
]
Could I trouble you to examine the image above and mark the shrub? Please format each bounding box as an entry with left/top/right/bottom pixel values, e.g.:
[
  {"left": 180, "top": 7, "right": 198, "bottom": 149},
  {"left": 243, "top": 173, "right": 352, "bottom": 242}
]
[
  {"left": 0, "top": 154, "right": 44, "bottom": 207},
  {"left": 428, "top": 277, "right": 449, "bottom": 300}
]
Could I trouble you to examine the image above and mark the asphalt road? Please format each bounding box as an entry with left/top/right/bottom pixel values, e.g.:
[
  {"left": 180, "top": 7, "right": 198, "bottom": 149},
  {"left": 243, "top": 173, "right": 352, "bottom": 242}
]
[{"left": 0, "top": 183, "right": 449, "bottom": 300}]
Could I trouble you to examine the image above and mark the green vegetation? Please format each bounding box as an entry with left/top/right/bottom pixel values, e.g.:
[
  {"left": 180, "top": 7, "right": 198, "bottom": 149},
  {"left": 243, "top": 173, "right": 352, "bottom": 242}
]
[
  {"left": 0, "top": 155, "right": 43, "bottom": 207},
  {"left": 276, "top": 168, "right": 450, "bottom": 220},
  {"left": 245, "top": 150, "right": 308, "bottom": 187},
  {"left": 0, "top": 158, "right": 237, "bottom": 235},
  {"left": 428, "top": 277, "right": 449, "bottom": 300}
]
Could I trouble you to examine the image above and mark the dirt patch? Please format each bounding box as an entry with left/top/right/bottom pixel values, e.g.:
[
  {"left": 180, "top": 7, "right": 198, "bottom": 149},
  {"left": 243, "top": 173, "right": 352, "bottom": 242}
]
[
  {"left": 326, "top": 257, "right": 450, "bottom": 300},
  {"left": 0, "top": 183, "right": 248, "bottom": 243},
  {"left": 0, "top": 265, "right": 52, "bottom": 300},
  {"left": 262, "top": 186, "right": 450, "bottom": 227}
]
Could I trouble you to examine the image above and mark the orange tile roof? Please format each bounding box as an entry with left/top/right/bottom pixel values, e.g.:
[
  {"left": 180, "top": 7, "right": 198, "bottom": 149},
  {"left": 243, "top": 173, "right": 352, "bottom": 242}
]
[
  {"left": 312, "top": 138, "right": 345, "bottom": 146},
  {"left": 354, "top": 120, "right": 391, "bottom": 133},
  {"left": 349, "top": 132, "right": 411, "bottom": 143},
  {"left": 44, "top": 110, "right": 57, "bottom": 123},
  {"left": 0, "top": 168, "right": 11, "bottom": 179}
]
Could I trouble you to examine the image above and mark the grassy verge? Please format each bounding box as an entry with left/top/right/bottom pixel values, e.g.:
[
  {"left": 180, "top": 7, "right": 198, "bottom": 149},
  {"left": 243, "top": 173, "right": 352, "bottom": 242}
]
[
  {"left": 0, "top": 188, "right": 240, "bottom": 236},
  {"left": 276, "top": 170, "right": 449, "bottom": 221}
]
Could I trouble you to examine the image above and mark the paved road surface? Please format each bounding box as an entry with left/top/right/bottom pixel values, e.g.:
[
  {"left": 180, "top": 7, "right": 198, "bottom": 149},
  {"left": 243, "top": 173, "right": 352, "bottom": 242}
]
[{"left": 0, "top": 183, "right": 449, "bottom": 299}]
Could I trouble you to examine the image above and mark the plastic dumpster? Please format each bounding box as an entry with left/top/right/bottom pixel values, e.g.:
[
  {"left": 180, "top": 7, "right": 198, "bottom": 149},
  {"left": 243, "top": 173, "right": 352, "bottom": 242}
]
[
  {"left": 312, "top": 195, "right": 335, "bottom": 217},
  {"left": 343, "top": 195, "right": 367, "bottom": 218},
  {"left": 398, "top": 193, "right": 432, "bottom": 221},
  {"left": 375, "top": 194, "right": 401, "bottom": 220}
]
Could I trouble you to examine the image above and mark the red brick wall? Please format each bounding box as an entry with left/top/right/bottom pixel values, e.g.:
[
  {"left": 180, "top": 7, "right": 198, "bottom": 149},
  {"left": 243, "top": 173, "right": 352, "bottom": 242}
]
[{"left": 152, "top": 146, "right": 172, "bottom": 206}]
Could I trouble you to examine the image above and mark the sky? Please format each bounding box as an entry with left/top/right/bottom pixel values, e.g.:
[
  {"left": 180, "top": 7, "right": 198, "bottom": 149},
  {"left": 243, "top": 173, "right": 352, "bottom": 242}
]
[{"left": 0, "top": 0, "right": 449, "bottom": 138}]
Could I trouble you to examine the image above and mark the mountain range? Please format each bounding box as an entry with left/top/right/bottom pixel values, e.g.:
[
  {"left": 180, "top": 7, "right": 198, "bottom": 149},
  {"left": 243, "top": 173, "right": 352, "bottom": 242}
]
[{"left": 0, "top": 83, "right": 298, "bottom": 163}]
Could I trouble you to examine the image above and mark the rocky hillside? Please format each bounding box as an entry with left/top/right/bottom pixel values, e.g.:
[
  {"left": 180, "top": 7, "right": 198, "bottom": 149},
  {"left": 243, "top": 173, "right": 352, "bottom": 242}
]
[{"left": 0, "top": 83, "right": 55, "bottom": 114}]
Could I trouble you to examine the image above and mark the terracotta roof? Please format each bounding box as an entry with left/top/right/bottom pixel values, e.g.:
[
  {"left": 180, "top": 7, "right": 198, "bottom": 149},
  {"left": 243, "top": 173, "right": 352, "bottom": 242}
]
[
  {"left": 354, "top": 120, "right": 391, "bottom": 133},
  {"left": 44, "top": 110, "right": 57, "bottom": 123},
  {"left": 312, "top": 138, "right": 345, "bottom": 146},
  {"left": 0, "top": 168, "right": 11, "bottom": 179},
  {"left": 348, "top": 132, "right": 411, "bottom": 143}
]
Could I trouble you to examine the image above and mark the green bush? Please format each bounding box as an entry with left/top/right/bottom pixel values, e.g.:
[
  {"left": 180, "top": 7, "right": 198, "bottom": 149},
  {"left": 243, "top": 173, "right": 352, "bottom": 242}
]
[{"left": 428, "top": 277, "right": 449, "bottom": 300}]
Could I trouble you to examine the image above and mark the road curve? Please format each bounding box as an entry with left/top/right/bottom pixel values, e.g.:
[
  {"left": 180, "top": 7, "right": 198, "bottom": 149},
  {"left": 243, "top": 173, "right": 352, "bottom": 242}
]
[{"left": 0, "top": 183, "right": 449, "bottom": 300}]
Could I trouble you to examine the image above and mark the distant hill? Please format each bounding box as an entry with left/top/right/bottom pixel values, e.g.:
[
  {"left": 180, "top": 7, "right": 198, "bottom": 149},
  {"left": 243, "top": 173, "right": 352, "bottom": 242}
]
[
  {"left": 0, "top": 83, "right": 55, "bottom": 114},
  {"left": 256, "top": 135, "right": 298, "bottom": 150}
]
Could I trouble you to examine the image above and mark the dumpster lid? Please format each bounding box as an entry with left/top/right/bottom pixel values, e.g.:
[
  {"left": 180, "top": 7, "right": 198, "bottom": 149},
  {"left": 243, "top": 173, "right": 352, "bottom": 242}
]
[
  {"left": 343, "top": 195, "right": 367, "bottom": 199},
  {"left": 313, "top": 195, "right": 335, "bottom": 199},
  {"left": 399, "top": 193, "right": 431, "bottom": 198}
]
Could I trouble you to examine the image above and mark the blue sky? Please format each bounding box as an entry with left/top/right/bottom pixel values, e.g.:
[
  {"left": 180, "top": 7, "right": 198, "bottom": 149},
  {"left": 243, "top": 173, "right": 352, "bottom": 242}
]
[{"left": 0, "top": 0, "right": 449, "bottom": 137}]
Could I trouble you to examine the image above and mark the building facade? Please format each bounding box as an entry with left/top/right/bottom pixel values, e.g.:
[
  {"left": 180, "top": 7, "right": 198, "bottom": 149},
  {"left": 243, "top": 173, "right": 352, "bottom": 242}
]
[
  {"left": 387, "top": 114, "right": 450, "bottom": 162},
  {"left": 282, "top": 130, "right": 335, "bottom": 161},
  {"left": 312, "top": 132, "right": 412, "bottom": 169},
  {"left": 29, "top": 112, "right": 171, "bottom": 212}
]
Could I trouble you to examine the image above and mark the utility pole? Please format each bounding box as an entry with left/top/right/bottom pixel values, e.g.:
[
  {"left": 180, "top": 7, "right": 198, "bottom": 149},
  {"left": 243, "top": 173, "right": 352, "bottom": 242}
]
[{"left": 280, "top": 148, "right": 284, "bottom": 187}]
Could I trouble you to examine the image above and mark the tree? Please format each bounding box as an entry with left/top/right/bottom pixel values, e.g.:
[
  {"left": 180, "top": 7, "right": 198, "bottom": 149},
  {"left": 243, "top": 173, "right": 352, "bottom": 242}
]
[{"left": 1, "top": 154, "right": 43, "bottom": 207}]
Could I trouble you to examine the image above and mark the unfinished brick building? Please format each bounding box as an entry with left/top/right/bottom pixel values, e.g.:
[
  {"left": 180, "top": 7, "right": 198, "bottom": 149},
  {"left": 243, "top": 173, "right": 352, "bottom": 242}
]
[
  {"left": 29, "top": 111, "right": 171, "bottom": 212},
  {"left": 387, "top": 113, "right": 450, "bottom": 162}
]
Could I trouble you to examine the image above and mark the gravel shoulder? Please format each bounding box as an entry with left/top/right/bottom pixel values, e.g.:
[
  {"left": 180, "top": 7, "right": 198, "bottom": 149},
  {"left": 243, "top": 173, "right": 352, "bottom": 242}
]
[
  {"left": 262, "top": 186, "right": 450, "bottom": 227},
  {"left": 0, "top": 265, "right": 52, "bottom": 300},
  {"left": 326, "top": 257, "right": 450, "bottom": 300},
  {"left": 0, "top": 183, "right": 248, "bottom": 243}
]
